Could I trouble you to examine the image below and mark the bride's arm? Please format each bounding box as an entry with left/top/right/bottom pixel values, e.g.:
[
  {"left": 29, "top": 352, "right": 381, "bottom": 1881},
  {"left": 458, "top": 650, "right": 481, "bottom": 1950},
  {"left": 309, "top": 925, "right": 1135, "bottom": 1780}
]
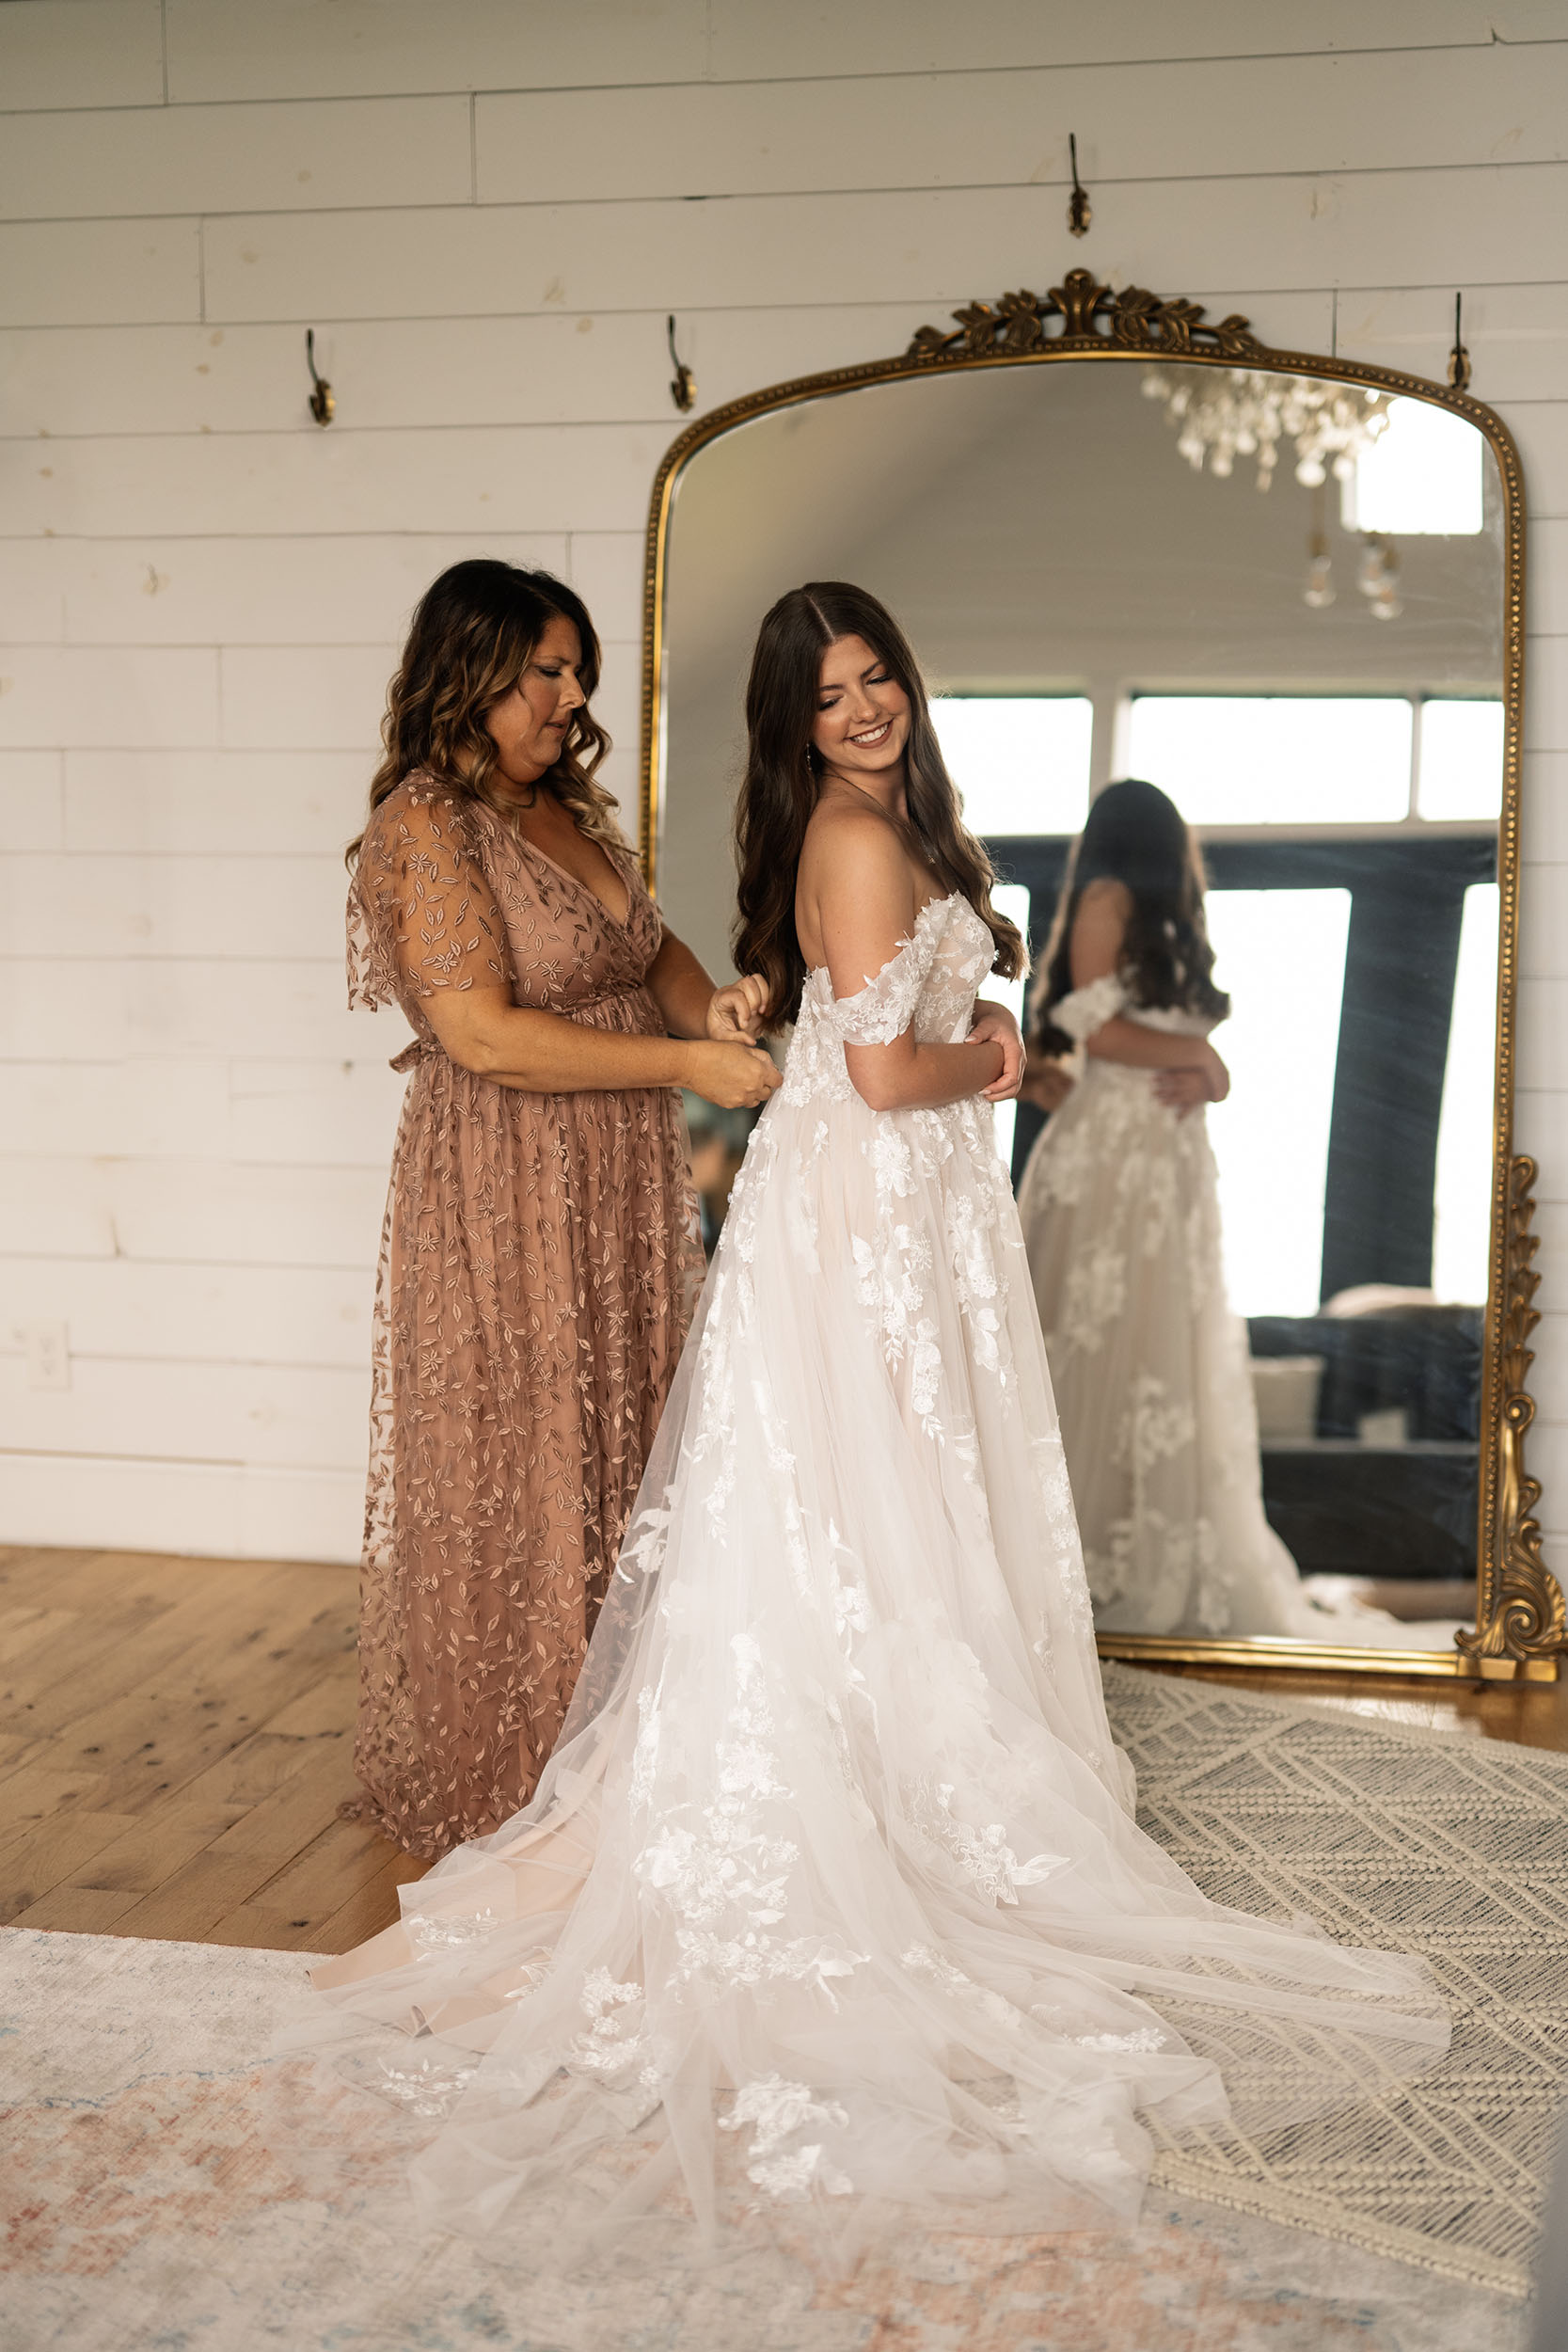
[
  {"left": 1068, "top": 879, "right": 1227, "bottom": 1081},
  {"left": 816, "top": 818, "right": 1004, "bottom": 1113}
]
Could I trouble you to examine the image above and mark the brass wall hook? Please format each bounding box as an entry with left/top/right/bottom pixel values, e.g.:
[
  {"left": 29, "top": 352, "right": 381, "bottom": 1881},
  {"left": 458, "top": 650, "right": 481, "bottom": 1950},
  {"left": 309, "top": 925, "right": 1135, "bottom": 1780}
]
[
  {"left": 1067, "top": 135, "right": 1092, "bottom": 238},
  {"left": 667, "top": 315, "right": 695, "bottom": 414},
  {"left": 306, "top": 328, "right": 335, "bottom": 425},
  {"left": 1448, "top": 292, "right": 1472, "bottom": 391}
]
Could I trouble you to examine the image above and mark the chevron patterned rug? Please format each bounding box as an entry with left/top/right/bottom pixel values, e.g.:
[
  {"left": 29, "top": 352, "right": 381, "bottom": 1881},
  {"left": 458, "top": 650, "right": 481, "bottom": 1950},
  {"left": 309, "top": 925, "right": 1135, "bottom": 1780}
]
[{"left": 1101, "top": 1662, "right": 1568, "bottom": 2299}]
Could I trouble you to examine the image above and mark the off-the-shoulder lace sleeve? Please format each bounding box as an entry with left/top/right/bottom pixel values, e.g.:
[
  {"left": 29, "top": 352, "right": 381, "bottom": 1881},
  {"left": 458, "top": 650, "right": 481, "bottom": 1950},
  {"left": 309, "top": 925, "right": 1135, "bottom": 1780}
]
[
  {"left": 347, "top": 784, "right": 509, "bottom": 1010},
  {"left": 823, "top": 916, "right": 942, "bottom": 1046},
  {"left": 1050, "top": 973, "right": 1128, "bottom": 1043}
]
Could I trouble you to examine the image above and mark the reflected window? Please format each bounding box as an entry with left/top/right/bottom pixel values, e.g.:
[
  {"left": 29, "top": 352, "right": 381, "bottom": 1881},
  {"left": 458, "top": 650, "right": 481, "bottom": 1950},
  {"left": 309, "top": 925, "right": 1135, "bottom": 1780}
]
[
  {"left": 985, "top": 882, "right": 1031, "bottom": 1171},
  {"left": 930, "top": 696, "right": 1092, "bottom": 835},
  {"left": 1432, "top": 882, "right": 1500, "bottom": 1305},
  {"left": 1343, "top": 396, "right": 1485, "bottom": 535},
  {"left": 1418, "top": 699, "right": 1504, "bottom": 822},
  {"left": 1203, "top": 889, "right": 1353, "bottom": 1316},
  {"left": 1128, "top": 695, "right": 1412, "bottom": 825}
]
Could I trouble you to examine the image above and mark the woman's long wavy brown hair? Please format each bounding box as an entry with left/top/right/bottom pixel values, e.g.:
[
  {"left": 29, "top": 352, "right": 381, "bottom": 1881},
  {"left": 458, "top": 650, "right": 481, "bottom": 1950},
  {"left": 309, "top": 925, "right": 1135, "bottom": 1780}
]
[
  {"left": 348, "top": 560, "right": 620, "bottom": 865},
  {"left": 1032, "top": 777, "right": 1230, "bottom": 1057},
  {"left": 732, "top": 581, "right": 1025, "bottom": 1030}
]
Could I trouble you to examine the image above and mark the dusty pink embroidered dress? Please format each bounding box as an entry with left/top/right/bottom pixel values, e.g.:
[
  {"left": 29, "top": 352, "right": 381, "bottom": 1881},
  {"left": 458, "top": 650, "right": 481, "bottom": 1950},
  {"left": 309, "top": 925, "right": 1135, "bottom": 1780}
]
[{"left": 345, "top": 773, "right": 703, "bottom": 1857}]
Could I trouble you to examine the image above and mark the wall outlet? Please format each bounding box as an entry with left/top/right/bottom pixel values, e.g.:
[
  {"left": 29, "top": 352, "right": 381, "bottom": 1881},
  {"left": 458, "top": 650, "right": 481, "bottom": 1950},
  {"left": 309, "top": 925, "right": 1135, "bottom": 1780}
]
[{"left": 21, "top": 1321, "right": 71, "bottom": 1391}]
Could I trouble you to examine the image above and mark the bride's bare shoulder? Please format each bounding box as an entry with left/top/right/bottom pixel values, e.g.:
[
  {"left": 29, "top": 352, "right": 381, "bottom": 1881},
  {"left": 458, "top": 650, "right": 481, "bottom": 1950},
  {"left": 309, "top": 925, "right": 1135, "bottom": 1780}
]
[
  {"left": 1072, "top": 875, "right": 1133, "bottom": 942},
  {"left": 1069, "top": 875, "right": 1133, "bottom": 984},
  {"left": 800, "top": 799, "right": 917, "bottom": 903},
  {"left": 797, "top": 802, "right": 921, "bottom": 966}
]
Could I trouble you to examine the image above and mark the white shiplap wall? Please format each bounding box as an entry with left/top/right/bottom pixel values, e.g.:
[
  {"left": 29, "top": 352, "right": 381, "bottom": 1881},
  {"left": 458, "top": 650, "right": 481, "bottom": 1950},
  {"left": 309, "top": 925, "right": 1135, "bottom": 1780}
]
[{"left": 2, "top": 0, "right": 1566, "bottom": 1567}]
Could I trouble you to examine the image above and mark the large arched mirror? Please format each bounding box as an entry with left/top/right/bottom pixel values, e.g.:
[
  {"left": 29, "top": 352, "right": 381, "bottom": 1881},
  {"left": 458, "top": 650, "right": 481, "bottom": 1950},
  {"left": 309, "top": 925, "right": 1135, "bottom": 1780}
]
[{"left": 638, "top": 270, "right": 1560, "bottom": 1683}]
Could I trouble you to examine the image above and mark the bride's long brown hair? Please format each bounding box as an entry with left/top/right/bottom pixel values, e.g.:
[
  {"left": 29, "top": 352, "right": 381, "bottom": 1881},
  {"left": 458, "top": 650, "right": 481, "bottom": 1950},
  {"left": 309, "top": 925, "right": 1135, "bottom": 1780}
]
[
  {"left": 348, "top": 560, "right": 620, "bottom": 865},
  {"left": 1032, "top": 777, "right": 1230, "bottom": 1056},
  {"left": 732, "top": 581, "right": 1025, "bottom": 1030}
]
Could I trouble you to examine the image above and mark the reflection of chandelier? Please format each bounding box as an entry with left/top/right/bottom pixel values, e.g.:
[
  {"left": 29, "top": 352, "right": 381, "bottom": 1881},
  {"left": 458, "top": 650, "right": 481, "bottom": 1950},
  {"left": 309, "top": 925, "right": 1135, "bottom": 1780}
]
[
  {"left": 1142, "top": 366, "right": 1392, "bottom": 490},
  {"left": 1357, "top": 533, "right": 1402, "bottom": 621}
]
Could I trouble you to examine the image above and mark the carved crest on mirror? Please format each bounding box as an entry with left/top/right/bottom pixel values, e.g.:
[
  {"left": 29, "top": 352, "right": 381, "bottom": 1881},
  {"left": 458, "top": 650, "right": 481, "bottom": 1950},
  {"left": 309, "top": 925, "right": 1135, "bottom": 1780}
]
[
  {"left": 904, "top": 267, "right": 1265, "bottom": 360},
  {"left": 637, "top": 267, "right": 1560, "bottom": 1684}
]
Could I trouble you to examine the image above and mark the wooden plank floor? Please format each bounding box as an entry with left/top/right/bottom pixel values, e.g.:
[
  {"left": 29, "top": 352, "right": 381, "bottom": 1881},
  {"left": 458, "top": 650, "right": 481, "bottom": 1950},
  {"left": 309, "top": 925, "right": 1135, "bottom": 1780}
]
[
  {"left": 0, "top": 1543, "right": 424, "bottom": 1953},
  {"left": 3, "top": 1543, "right": 1565, "bottom": 1956}
]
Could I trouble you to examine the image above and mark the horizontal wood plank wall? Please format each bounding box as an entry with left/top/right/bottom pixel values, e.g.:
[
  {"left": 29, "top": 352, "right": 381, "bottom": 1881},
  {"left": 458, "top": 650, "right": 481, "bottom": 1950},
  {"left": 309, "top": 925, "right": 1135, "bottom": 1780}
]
[{"left": 1, "top": 0, "right": 1565, "bottom": 1567}]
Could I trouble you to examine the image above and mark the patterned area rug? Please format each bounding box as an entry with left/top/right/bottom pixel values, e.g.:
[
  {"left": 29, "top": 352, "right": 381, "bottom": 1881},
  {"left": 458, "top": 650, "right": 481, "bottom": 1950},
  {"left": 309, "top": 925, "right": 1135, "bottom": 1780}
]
[
  {"left": 2, "top": 1667, "right": 1560, "bottom": 2349},
  {"left": 1102, "top": 1663, "right": 1568, "bottom": 2299}
]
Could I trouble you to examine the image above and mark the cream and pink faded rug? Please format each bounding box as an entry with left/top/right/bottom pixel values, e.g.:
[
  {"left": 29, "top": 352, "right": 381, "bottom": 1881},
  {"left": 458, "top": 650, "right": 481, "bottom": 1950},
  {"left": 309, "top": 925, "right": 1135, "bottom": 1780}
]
[
  {"left": 0, "top": 1927, "right": 1526, "bottom": 2352},
  {"left": 7, "top": 1667, "right": 1563, "bottom": 2351}
]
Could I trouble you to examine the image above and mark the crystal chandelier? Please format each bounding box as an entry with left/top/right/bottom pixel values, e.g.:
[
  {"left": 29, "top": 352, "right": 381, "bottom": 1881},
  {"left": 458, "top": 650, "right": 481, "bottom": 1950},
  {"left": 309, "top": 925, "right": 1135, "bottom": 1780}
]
[{"left": 1141, "top": 366, "right": 1392, "bottom": 491}]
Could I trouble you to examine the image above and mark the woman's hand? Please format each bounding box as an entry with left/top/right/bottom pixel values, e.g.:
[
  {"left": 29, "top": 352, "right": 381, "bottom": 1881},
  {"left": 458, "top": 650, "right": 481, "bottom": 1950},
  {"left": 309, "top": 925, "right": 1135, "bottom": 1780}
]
[
  {"left": 1151, "top": 1067, "right": 1211, "bottom": 1119},
  {"left": 1020, "top": 1057, "right": 1075, "bottom": 1114},
  {"left": 707, "top": 975, "right": 769, "bottom": 1043},
  {"left": 969, "top": 1001, "right": 1024, "bottom": 1102},
  {"left": 1153, "top": 1043, "right": 1229, "bottom": 1116},
  {"left": 684, "top": 1038, "right": 781, "bottom": 1111}
]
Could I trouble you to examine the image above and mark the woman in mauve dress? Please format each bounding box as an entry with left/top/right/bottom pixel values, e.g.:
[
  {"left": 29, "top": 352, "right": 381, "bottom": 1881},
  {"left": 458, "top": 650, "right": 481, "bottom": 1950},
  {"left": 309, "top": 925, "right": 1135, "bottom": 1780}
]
[{"left": 344, "top": 560, "right": 778, "bottom": 1857}]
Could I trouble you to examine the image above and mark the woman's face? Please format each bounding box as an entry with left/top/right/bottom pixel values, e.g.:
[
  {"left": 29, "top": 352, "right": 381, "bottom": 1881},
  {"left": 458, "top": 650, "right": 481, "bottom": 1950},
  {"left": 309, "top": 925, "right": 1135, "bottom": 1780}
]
[
  {"left": 483, "top": 613, "right": 588, "bottom": 789},
  {"left": 810, "top": 633, "right": 911, "bottom": 785}
]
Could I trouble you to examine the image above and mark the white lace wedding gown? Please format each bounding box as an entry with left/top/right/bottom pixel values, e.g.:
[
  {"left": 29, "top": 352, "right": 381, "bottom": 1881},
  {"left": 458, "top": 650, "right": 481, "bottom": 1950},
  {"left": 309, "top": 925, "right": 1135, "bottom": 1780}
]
[
  {"left": 299, "top": 898, "right": 1443, "bottom": 2263},
  {"left": 1015, "top": 976, "right": 1459, "bottom": 1644}
]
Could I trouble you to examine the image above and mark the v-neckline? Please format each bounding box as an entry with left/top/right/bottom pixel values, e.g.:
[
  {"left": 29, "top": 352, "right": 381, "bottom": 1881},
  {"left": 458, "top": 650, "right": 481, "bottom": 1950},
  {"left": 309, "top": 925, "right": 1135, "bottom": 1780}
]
[{"left": 514, "top": 827, "right": 633, "bottom": 930}]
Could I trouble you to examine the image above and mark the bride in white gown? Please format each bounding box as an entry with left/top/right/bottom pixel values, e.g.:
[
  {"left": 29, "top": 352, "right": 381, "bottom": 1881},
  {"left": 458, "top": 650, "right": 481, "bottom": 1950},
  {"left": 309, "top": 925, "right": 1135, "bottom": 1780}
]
[
  {"left": 299, "top": 586, "right": 1444, "bottom": 2265},
  {"left": 1015, "top": 779, "right": 1458, "bottom": 1646}
]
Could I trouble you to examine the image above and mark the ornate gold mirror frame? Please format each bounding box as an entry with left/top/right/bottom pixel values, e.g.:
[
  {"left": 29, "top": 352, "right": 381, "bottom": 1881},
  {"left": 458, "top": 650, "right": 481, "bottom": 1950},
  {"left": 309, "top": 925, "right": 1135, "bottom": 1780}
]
[{"left": 637, "top": 267, "right": 1563, "bottom": 1683}]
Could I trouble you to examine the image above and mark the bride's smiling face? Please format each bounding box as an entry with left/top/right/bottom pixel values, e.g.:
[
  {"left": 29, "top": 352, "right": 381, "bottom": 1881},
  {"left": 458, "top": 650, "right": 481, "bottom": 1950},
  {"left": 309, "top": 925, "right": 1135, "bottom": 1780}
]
[{"left": 811, "top": 634, "right": 911, "bottom": 784}]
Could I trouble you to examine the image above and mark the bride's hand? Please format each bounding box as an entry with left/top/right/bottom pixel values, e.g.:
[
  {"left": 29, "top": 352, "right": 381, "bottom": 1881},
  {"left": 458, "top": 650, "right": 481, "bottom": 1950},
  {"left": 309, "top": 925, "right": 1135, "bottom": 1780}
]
[
  {"left": 1152, "top": 1067, "right": 1211, "bottom": 1119},
  {"left": 970, "top": 1002, "right": 1024, "bottom": 1102},
  {"left": 707, "top": 975, "right": 769, "bottom": 1043},
  {"left": 1020, "top": 1057, "right": 1074, "bottom": 1114}
]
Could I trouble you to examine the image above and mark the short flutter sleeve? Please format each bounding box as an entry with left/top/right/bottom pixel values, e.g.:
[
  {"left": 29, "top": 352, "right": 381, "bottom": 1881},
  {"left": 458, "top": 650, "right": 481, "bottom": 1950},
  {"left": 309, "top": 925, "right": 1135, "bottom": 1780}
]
[
  {"left": 347, "top": 786, "right": 509, "bottom": 1011},
  {"left": 1049, "top": 973, "right": 1128, "bottom": 1043},
  {"left": 823, "top": 921, "right": 942, "bottom": 1046}
]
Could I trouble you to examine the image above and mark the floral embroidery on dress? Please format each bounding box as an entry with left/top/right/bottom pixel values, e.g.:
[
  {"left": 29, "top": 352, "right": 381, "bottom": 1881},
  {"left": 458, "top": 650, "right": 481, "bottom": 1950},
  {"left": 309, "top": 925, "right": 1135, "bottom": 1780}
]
[
  {"left": 342, "top": 774, "right": 704, "bottom": 1857},
  {"left": 1049, "top": 973, "right": 1128, "bottom": 1043},
  {"left": 632, "top": 1635, "right": 866, "bottom": 2003},
  {"left": 819, "top": 900, "right": 951, "bottom": 1047},
  {"left": 901, "top": 1944, "right": 1022, "bottom": 2031},
  {"left": 1056, "top": 1240, "right": 1129, "bottom": 1358},
  {"left": 404, "top": 1906, "right": 501, "bottom": 1956},
  {"left": 946, "top": 1187, "right": 1012, "bottom": 1388},
  {"left": 719, "top": 2075, "right": 853, "bottom": 2201},
  {"left": 905, "top": 1777, "right": 1066, "bottom": 1906},
  {"left": 376, "top": 2055, "right": 477, "bottom": 2117},
  {"left": 780, "top": 898, "right": 1018, "bottom": 1442},
  {"left": 1118, "top": 1374, "right": 1196, "bottom": 1479},
  {"left": 566, "top": 1970, "right": 672, "bottom": 2099},
  {"left": 1071, "top": 2026, "right": 1169, "bottom": 2055}
]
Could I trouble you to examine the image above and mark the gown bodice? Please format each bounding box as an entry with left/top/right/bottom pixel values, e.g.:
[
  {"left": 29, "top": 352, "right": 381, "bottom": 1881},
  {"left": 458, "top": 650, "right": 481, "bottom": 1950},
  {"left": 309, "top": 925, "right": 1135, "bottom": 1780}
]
[{"left": 779, "top": 894, "right": 996, "bottom": 1110}]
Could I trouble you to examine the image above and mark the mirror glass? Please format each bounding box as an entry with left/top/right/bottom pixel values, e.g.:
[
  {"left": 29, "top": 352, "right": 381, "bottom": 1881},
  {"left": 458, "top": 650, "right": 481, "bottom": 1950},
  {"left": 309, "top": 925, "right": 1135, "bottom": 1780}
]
[{"left": 655, "top": 359, "right": 1504, "bottom": 1651}]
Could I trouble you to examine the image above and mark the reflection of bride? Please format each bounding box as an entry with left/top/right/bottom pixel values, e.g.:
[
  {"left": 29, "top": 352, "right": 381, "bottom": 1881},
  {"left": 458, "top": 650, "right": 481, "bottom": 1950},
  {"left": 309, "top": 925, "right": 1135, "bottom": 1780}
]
[
  {"left": 1015, "top": 780, "right": 1430, "bottom": 1643},
  {"left": 300, "top": 596, "right": 1443, "bottom": 2266}
]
